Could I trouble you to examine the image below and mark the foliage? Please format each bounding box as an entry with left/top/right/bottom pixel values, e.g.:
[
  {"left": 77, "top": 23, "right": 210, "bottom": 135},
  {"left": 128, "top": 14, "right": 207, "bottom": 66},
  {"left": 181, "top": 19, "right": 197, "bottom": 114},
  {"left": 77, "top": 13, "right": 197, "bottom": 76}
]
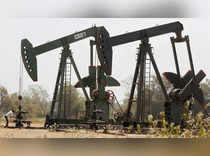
[
  {"left": 136, "top": 124, "right": 141, "bottom": 133},
  {"left": 48, "top": 122, "right": 57, "bottom": 132},
  {"left": 200, "top": 79, "right": 210, "bottom": 96},
  {"left": 60, "top": 85, "right": 85, "bottom": 119},
  {"left": 0, "top": 85, "right": 51, "bottom": 118},
  {"left": 146, "top": 111, "right": 210, "bottom": 138},
  {"left": 0, "top": 87, "right": 13, "bottom": 114},
  {"left": 0, "top": 84, "right": 85, "bottom": 120}
]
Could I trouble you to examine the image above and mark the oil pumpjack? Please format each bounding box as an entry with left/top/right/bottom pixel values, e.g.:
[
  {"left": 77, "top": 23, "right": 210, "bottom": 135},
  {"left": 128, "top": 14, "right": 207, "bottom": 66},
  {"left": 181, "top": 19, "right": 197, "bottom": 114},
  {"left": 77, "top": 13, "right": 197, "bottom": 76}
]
[{"left": 21, "top": 21, "right": 207, "bottom": 127}]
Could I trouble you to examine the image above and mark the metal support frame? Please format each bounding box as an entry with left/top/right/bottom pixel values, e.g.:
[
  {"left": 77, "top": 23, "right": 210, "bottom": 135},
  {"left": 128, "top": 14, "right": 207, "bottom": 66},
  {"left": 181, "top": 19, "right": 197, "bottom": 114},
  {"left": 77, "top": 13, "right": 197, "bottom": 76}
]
[
  {"left": 50, "top": 44, "right": 90, "bottom": 119},
  {"left": 126, "top": 45, "right": 142, "bottom": 121},
  {"left": 185, "top": 35, "right": 195, "bottom": 77},
  {"left": 170, "top": 37, "right": 181, "bottom": 77},
  {"left": 171, "top": 35, "right": 195, "bottom": 77},
  {"left": 57, "top": 49, "right": 66, "bottom": 118},
  {"left": 126, "top": 38, "right": 170, "bottom": 123},
  {"left": 165, "top": 35, "right": 199, "bottom": 124},
  {"left": 50, "top": 50, "right": 66, "bottom": 117},
  {"left": 136, "top": 41, "right": 147, "bottom": 122}
]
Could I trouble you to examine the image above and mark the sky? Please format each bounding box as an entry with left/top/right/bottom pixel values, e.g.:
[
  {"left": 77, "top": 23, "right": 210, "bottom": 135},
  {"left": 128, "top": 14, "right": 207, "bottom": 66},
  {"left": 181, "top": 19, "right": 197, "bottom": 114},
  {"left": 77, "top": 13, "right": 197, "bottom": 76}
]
[
  {"left": 0, "top": 1, "right": 207, "bottom": 18},
  {"left": 0, "top": 18, "right": 210, "bottom": 103}
]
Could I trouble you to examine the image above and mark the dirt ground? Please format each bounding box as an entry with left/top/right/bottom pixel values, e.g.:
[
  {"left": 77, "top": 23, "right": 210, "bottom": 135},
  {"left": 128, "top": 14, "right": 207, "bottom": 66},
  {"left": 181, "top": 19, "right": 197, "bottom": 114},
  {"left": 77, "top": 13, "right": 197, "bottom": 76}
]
[
  {"left": 0, "top": 121, "right": 151, "bottom": 138},
  {"left": 1, "top": 118, "right": 208, "bottom": 138}
]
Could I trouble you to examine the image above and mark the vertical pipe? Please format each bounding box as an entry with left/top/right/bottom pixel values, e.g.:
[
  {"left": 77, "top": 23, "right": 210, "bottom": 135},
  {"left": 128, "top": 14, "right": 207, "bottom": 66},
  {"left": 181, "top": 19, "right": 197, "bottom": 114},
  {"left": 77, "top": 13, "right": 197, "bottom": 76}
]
[
  {"left": 170, "top": 37, "right": 181, "bottom": 77},
  {"left": 19, "top": 55, "right": 23, "bottom": 96},
  {"left": 148, "top": 54, "right": 152, "bottom": 115},
  {"left": 69, "top": 60, "right": 72, "bottom": 118},
  {"left": 19, "top": 55, "right": 23, "bottom": 106},
  {"left": 90, "top": 40, "right": 94, "bottom": 66},
  {"left": 63, "top": 61, "right": 67, "bottom": 119},
  {"left": 185, "top": 35, "right": 195, "bottom": 77}
]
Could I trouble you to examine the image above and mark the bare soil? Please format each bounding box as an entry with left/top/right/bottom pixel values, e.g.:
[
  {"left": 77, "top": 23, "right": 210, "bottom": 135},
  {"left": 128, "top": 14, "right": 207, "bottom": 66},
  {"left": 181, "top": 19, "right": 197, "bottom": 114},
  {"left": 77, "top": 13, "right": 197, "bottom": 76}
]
[{"left": 0, "top": 121, "right": 151, "bottom": 138}]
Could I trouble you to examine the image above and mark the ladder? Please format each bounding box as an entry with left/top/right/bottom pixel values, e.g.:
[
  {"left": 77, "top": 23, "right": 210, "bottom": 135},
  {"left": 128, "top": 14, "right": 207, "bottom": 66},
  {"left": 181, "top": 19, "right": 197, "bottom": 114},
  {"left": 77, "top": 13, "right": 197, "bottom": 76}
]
[
  {"left": 144, "top": 53, "right": 152, "bottom": 118},
  {"left": 136, "top": 46, "right": 152, "bottom": 122},
  {"left": 63, "top": 58, "right": 72, "bottom": 119},
  {"left": 52, "top": 50, "right": 73, "bottom": 119}
]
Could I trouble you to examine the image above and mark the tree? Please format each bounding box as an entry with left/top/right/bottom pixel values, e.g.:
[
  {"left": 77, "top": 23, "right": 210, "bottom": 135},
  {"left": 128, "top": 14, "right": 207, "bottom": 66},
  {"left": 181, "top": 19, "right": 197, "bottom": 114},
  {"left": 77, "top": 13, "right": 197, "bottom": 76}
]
[
  {"left": 200, "top": 79, "right": 210, "bottom": 97},
  {"left": 21, "top": 84, "right": 51, "bottom": 118},
  {"left": 121, "top": 75, "right": 173, "bottom": 119},
  {"left": 199, "top": 78, "right": 210, "bottom": 112},
  {"left": 62, "top": 85, "right": 86, "bottom": 119},
  {"left": 0, "top": 86, "right": 13, "bottom": 114},
  {"left": 0, "top": 84, "right": 86, "bottom": 119}
]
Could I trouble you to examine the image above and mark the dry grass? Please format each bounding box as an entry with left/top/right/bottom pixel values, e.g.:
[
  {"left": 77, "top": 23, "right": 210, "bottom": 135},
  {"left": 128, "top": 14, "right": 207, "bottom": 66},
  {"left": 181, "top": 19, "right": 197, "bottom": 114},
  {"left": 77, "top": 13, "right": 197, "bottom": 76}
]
[{"left": 0, "top": 114, "right": 209, "bottom": 138}]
